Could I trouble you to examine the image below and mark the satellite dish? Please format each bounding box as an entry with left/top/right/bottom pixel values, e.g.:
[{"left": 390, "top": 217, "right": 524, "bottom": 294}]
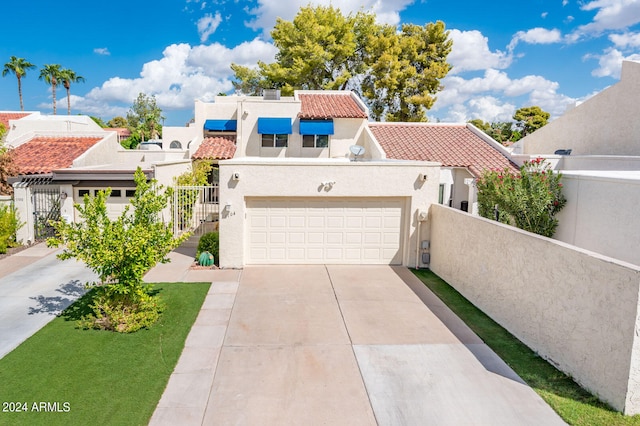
[{"left": 349, "top": 145, "right": 365, "bottom": 160}]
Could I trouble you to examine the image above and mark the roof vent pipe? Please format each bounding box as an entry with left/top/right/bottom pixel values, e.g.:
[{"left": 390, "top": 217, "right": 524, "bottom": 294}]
[{"left": 263, "top": 89, "right": 281, "bottom": 100}]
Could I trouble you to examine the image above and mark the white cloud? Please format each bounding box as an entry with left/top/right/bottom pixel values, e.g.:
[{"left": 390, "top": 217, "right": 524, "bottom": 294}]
[
  {"left": 609, "top": 31, "right": 640, "bottom": 48},
  {"left": 508, "top": 27, "right": 562, "bottom": 51},
  {"left": 79, "top": 38, "right": 278, "bottom": 114},
  {"left": 585, "top": 47, "right": 640, "bottom": 77},
  {"left": 197, "top": 12, "right": 223, "bottom": 42},
  {"left": 244, "top": 0, "right": 414, "bottom": 33},
  {"left": 447, "top": 30, "right": 512, "bottom": 74},
  {"left": 432, "top": 69, "right": 577, "bottom": 122},
  {"left": 571, "top": 0, "right": 640, "bottom": 38},
  {"left": 93, "top": 48, "right": 110, "bottom": 56},
  {"left": 563, "top": 0, "right": 569, "bottom": 6}
]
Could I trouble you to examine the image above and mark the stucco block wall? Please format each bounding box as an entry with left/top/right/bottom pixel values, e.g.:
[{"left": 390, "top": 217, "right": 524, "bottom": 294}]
[
  {"left": 555, "top": 172, "right": 640, "bottom": 267},
  {"left": 429, "top": 204, "right": 640, "bottom": 414},
  {"left": 519, "top": 60, "right": 640, "bottom": 156},
  {"left": 218, "top": 159, "right": 439, "bottom": 268}
]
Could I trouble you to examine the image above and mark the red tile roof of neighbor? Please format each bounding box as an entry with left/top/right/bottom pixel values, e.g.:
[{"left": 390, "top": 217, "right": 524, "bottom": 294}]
[
  {"left": 298, "top": 94, "right": 368, "bottom": 119},
  {"left": 370, "top": 123, "right": 519, "bottom": 177},
  {"left": 12, "top": 136, "right": 103, "bottom": 175},
  {"left": 0, "top": 112, "right": 30, "bottom": 129},
  {"left": 192, "top": 136, "right": 236, "bottom": 160}
]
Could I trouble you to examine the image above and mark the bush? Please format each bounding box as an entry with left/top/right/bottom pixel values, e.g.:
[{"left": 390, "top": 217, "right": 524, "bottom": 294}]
[
  {"left": 476, "top": 158, "right": 566, "bottom": 238},
  {"left": 0, "top": 204, "right": 22, "bottom": 254},
  {"left": 197, "top": 231, "right": 219, "bottom": 265}
]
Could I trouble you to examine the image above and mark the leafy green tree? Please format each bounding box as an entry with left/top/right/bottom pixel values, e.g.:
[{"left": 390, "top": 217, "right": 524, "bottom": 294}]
[
  {"left": 126, "top": 93, "right": 164, "bottom": 144},
  {"left": 0, "top": 205, "right": 23, "bottom": 253},
  {"left": 469, "top": 119, "right": 521, "bottom": 145},
  {"left": 39, "top": 64, "right": 63, "bottom": 115},
  {"left": 106, "top": 116, "right": 128, "bottom": 128},
  {"left": 47, "top": 168, "right": 188, "bottom": 332},
  {"left": 231, "top": 5, "right": 452, "bottom": 122},
  {"left": 2, "top": 56, "right": 36, "bottom": 111},
  {"left": 90, "top": 116, "right": 107, "bottom": 128},
  {"left": 513, "top": 106, "right": 550, "bottom": 137},
  {"left": 173, "top": 162, "right": 212, "bottom": 231},
  {"left": 476, "top": 158, "right": 566, "bottom": 237},
  {"left": 60, "top": 68, "right": 85, "bottom": 115},
  {"left": 363, "top": 21, "right": 452, "bottom": 121}
]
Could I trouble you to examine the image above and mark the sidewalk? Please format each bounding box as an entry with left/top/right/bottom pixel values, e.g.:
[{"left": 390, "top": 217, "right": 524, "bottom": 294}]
[{"left": 0, "top": 243, "right": 98, "bottom": 359}]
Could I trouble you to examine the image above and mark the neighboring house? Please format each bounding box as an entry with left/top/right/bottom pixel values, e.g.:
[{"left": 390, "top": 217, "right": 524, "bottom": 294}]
[
  {"left": 0, "top": 112, "right": 32, "bottom": 135},
  {"left": 7, "top": 113, "right": 192, "bottom": 245},
  {"left": 511, "top": 60, "right": 640, "bottom": 266},
  {"left": 370, "top": 122, "right": 519, "bottom": 214}
]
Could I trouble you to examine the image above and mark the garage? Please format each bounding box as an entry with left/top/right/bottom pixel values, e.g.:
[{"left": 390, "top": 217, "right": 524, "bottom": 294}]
[{"left": 247, "top": 198, "right": 404, "bottom": 264}]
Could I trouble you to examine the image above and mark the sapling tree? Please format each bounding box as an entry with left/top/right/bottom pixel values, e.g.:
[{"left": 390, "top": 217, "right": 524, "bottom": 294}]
[{"left": 47, "top": 167, "right": 188, "bottom": 332}]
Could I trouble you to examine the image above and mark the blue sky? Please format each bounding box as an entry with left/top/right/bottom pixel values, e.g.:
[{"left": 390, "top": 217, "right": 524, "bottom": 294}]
[{"left": 1, "top": 0, "right": 639, "bottom": 126}]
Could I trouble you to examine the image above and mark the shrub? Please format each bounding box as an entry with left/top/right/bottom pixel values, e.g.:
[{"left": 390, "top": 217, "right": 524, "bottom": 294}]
[
  {"left": 197, "top": 231, "right": 219, "bottom": 265},
  {"left": 0, "top": 204, "right": 23, "bottom": 253},
  {"left": 476, "top": 158, "right": 566, "bottom": 238}
]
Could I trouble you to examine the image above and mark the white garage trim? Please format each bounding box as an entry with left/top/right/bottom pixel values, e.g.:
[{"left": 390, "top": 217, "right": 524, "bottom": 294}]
[{"left": 246, "top": 197, "right": 405, "bottom": 264}]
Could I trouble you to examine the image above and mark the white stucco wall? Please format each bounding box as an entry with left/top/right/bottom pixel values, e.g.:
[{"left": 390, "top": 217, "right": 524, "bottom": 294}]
[
  {"left": 555, "top": 171, "right": 640, "bottom": 267},
  {"left": 429, "top": 204, "right": 640, "bottom": 414},
  {"left": 218, "top": 158, "right": 439, "bottom": 268},
  {"left": 517, "top": 60, "right": 640, "bottom": 156}
]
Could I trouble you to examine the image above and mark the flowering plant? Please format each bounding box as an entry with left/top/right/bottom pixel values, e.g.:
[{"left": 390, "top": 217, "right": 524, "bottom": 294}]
[{"left": 476, "top": 157, "right": 566, "bottom": 237}]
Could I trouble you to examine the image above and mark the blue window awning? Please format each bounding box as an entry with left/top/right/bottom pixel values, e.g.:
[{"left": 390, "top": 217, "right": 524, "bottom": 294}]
[
  {"left": 204, "top": 119, "right": 237, "bottom": 132},
  {"left": 299, "top": 120, "right": 334, "bottom": 135},
  {"left": 258, "top": 117, "right": 292, "bottom": 134}
]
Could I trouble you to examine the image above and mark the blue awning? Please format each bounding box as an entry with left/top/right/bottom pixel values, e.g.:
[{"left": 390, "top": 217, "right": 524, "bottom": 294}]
[
  {"left": 257, "top": 117, "right": 292, "bottom": 134},
  {"left": 299, "top": 120, "right": 334, "bottom": 135},
  {"left": 204, "top": 119, "right": 237, "bottom": 131}
]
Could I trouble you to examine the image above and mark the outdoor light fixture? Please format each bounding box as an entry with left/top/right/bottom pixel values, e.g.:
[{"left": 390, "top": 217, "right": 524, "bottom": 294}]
[{"left": 60, "top": 192, "right": 68, "bottom": 200}]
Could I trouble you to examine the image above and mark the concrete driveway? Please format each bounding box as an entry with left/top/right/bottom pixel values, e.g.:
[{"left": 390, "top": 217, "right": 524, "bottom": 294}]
[{"left": 151, "top": 265, "right": 565, "bottom": 425}]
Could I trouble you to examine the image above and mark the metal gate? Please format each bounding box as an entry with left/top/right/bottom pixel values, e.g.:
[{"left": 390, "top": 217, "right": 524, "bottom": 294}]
[
  {"left": 172, "top": 185, "right": 219, "bottom": 236},
  {"left": 32, "top": 186, "right": 61, "bottom": 240}
]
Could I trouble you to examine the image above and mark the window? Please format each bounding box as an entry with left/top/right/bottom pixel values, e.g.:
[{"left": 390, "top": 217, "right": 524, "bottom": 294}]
[
  {"left": 438, "top": 184, "right": 445, "bottom": 204},
  {"left": 110, "top": 190, "right": 122, "bottom": 198},
  {"left": 261, "top": 133, "right": 288, "bottom": 148},
  {"left": 126, "top": 190, "right": 136, "bottom": 198},
  {"left": 302, "top": 134, "right": 329, "bottom": 148},
  {"left": 78, "top": 189, "right": 90, "bottom": 197}
]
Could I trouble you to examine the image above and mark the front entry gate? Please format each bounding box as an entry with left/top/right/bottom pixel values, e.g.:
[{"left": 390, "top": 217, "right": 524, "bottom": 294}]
[{"left": 32, "top": 186, "right": 61, "bottom": 240}]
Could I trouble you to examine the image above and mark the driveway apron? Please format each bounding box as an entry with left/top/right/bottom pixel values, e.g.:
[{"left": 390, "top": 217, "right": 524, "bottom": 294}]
[
  {"left": 0, "top": 244, "right": 98, "bottom": 359},
  {"left": 152, "top": 265, "right": 566, "bottom": 425}
]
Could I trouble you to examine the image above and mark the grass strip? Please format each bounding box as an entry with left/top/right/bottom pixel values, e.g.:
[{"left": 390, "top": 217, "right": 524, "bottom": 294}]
[
  {"left": 412, "top": 268, "right": 640, "bottom": 426},
  {"left": 0, "top": 282, "right": 210, "bottom": 426}
]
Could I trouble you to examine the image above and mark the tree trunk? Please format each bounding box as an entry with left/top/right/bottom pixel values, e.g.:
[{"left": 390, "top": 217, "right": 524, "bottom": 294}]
[
  {"left": 66, "top": 88, "right": 71, "bottom": 115},
  {"left": 17, "top": 76, "right": 24, "bottom": 111}
]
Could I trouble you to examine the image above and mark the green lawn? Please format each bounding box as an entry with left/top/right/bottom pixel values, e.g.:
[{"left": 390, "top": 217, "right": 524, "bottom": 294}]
[
  {"left": 0, "top": 282, "right": 210, "bottom": 426},
  {"left": 412, "top": 269, "right": 640, "bottom": 426}
]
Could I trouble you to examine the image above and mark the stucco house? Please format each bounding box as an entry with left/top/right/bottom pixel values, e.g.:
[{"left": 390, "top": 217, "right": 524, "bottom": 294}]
[
  {"left": 5, "top": 113, "right": 192, "bottom": 244},
  {"left": 512, "top": 60, "right": 640, "bottom": 266}
]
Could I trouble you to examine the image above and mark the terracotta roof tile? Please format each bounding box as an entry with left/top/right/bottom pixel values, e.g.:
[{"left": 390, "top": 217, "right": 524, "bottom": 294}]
[
  {"left": 12, "top": 136, "right": 103, "bottom": 175},
  {"left": 298, "top": 94, "right": 367, "bottom": 119},
  {"left": 0, "top": 112, "right": 30, "bottom": 129},
  {"left": 192, "top": 136, "right": 236, "bottom": 160},
  {"left": 370, "top": 123, "right": 519, "bottom": 177}
]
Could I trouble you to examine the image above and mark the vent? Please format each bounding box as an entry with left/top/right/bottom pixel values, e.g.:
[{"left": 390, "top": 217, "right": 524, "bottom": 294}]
[{"left": 263, "top": 89, "right": 281, "bottom": 100}]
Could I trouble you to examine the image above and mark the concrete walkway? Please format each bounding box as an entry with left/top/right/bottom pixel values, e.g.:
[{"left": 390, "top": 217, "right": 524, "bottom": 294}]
[
  {"left": 0, "top": 244, "right": 97, "bottom": 359},
  {"left": 150, "top": 265, "right": 566, "bottom": 425}
]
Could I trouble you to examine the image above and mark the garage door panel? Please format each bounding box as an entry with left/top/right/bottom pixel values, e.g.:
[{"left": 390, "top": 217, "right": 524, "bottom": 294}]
[{"left": 247, "top": 198, "right": 403, "bottom": 264}]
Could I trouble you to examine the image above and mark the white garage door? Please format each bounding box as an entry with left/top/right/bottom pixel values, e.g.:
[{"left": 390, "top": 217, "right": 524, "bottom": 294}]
[{"left": 247, "top": 198, "right": 404, "bottom": 264}]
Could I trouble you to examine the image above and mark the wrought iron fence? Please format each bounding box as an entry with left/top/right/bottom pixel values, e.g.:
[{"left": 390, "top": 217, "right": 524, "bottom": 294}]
[
  {"left": 32, "top": 186, "right": 61, "bottom": 240},
  {"left": 171, "top": 185, "right": 219, "bottom": 236}
]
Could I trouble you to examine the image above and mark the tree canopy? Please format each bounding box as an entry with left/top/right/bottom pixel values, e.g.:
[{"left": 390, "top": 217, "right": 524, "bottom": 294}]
[
  {"left": 469, "top": 106, "right": 550, "bottom": 145},
  {"left": 2, "top": 56, "right": 36, "bottom": 111},
  {"left": 39, "top": 64, "right": 63, "bottom": 115},
  {"left": 513, "top": 106, "right": 550, "bottom": 137},
  {"left": 126, "top": 93, "right": 164, "bottom": 147},
  {"left": 231, "top": 5, "right": 452, "bottom": 122}
]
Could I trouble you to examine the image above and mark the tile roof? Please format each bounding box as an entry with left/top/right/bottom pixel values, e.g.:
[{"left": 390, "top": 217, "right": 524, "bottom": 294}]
[
  {"left": 298, "top": 94, "right": 368, "bottom": 119},
  {"left": 0, "top": 112, "right": 30, "bottom": 129},
  {"left": 192, "top": 136, "right": 236, "bottom": 160},
  {"left": 12, "top": 136, "right": 103, "bottom": 175},
  {"left": 370, "top": 123, "right": 519, "bottom": 177}
]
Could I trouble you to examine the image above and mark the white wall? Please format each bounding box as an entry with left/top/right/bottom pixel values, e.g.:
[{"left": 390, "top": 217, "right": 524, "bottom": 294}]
[
  {"left": 517, "top": 60, "right": 640, "bottom": 156},
  {"left": 429, "top": 204, "right": 640, "bottom": 414},
  {"left": 218, "top": 158, "right": 440, "bottom": 268},
  {"left": 555, "top": 171, "right": 640, "bottom": 266},
  {"left": 6, "top": 114, "right": 105, "bottom": 147}
]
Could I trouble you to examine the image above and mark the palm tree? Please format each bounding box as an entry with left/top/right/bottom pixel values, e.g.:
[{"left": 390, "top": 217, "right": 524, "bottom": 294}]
[
  {"left": 60, "top": 68, "right": 85, "bottom": 115},
  {"left": 2, "top": 56, "right": 36, "bottom": 111},
  {"left": 38, "top": 64, "right": 63, "bottom": 115}
]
